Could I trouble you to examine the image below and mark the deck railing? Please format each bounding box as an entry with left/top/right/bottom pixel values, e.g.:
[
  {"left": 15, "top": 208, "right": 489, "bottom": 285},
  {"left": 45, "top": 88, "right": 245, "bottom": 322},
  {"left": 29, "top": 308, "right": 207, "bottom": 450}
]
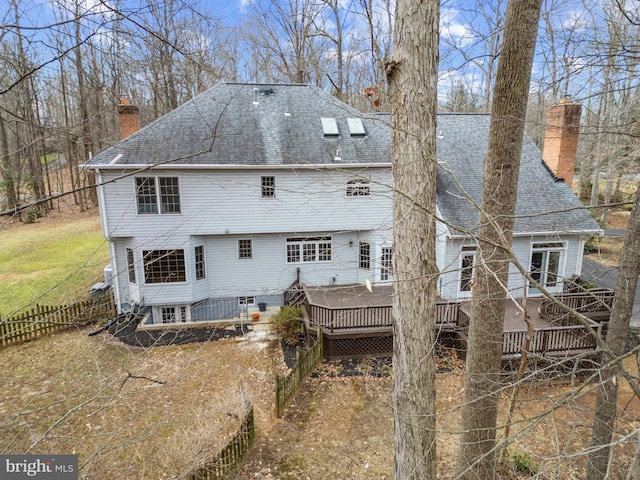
[
  {"left": 502, "top": 323, "right": 600, "bottom": 357},
  {"left": 538, "top": 288, "right": 613, "bottom": 324},
  {"left": 307, "top": 301, "right": 461, "bottom": 334}
]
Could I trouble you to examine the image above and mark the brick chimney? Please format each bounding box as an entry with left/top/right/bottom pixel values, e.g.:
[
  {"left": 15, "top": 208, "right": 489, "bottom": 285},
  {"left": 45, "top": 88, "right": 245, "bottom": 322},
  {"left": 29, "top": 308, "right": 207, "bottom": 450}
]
[
  {"left": 118, "top": 98, "right": 140, "bottom": 140},
  {"left": 542, "top": 99, "right": 582, "bottom": 188}
]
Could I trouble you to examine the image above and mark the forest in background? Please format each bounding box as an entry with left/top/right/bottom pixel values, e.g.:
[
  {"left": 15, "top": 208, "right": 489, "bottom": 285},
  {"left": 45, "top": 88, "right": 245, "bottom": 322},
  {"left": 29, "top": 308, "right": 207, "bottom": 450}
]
[{"left": 0, "top": 0, "right": 639, "bottom": 222}]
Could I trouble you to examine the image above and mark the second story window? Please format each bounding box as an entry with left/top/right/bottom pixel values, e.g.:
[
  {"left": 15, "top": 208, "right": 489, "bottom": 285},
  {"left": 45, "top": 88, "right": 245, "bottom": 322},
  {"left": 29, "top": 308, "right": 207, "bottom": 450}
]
[
  {"left": 135, "top": 176, "right": 181, "bottom": 214},
  {"left": 346, "top": 179, "right": 370, "bottom": 196},
  {"left": 261, "top": 176, "right": 276, "bottom": 198},
  {"left": 238, "top": 239, "right": 253, "bottom": 259}
]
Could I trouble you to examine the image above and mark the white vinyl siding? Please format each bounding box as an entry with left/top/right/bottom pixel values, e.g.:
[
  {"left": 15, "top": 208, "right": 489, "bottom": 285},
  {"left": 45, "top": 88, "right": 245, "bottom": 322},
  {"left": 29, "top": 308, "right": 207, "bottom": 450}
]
[{"left": 99, "top": 168, "right": 392, "bottom": 239}]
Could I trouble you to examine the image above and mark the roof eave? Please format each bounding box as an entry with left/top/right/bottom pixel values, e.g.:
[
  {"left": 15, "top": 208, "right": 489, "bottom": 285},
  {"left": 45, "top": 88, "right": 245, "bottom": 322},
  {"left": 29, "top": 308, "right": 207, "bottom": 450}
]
[{"left": 83, "top": 162, "right": 391, "bottom": 170}]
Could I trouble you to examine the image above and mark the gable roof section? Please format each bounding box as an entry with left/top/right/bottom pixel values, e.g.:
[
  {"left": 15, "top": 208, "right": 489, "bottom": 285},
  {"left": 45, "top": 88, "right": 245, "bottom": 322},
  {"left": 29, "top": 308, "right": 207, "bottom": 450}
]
[
  {"left": 88, "top": 83, "right": 391, "bottom": 168},
  {"left": 436, "top": 113, "right": 599, "bottom": 236}
]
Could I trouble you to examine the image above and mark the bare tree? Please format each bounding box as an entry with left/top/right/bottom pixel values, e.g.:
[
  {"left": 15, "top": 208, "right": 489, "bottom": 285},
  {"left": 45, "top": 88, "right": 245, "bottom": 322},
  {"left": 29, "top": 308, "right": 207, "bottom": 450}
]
[
  {"left": 587, "top": 187, "right": 640, "bottom": 478},
  {"left": 244, "top": 0, "right": 326, "bottom": 85},
  {"left": 456, "top": 1, "right": 543, "bottom": 478},
  {"left": 386, "top": 0, "right": 440, "bottom": 477}
]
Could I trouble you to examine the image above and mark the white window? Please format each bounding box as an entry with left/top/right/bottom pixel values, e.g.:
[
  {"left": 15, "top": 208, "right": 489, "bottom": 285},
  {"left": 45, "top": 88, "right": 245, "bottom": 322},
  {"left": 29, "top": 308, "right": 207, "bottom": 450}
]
[
  {"left": 380, "top": 246, "right": 393, "bottom": 281},
  {"left": 459, "top": 246, "right": 476, "bottom": 293},
  {"left": 286, "top": 237, "right": 332, "bottom": 263},
  {"left": 261, "top": 176, "right": 275, "bottom": 198},
  {"left": 238, "top": 296, "right": 256, "bottom": 306},
  {"left": 143, "top": 249, "right": 186, "bottom": 283},
  {"left": 359, "top": 242, "right": 370, "bottom": 269},
  {"left": 346, "top": 179, "right": 370, "bottom": 196},
  {"left": 238, "top": 239, "right": 253, "bottom": 259},
  {"left": 126, "top": 248, "right": 136, "bottom": 284},
  {"left": 135, "top": 177, "right": 181, "bottom": 214},
  {"left": 159, "top": 305, "right": 188, "bottom": 323},
  {"left": 529, "top": 242, "right": 565, "bottom": 293},
  {"left": 195, "top": 245, "right": 206, "bottom": 280}
]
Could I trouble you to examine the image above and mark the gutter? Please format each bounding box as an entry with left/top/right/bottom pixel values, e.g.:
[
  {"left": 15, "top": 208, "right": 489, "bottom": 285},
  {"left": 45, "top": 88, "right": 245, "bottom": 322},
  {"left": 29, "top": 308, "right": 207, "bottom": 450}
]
[{"left": 82, "top": 161, "right": 391, "bottom": 171}]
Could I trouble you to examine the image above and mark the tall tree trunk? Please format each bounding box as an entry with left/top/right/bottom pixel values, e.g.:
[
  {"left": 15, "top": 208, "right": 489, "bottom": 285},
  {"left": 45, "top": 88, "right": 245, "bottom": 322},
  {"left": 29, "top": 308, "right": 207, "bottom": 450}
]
[
  {"left": 456, "top": 1, "right": 542, "bottom": 478},
  {"left": 74, "top": 6, "right": 91, "bottom": 211},
  {"left": 0, "top": 113, "right": 18, "bottom": 210},
  {"left": 386, "top": 0, "right": 440, "bottom": 478},
  {"left": 587, "top": 186, "right": 640, "bottom": 479}
]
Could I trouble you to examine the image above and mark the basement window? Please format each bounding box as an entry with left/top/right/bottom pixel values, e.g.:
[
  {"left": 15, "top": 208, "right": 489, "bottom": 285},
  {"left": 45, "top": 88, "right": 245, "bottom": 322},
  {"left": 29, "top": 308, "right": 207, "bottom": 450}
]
[{"left": 160, "top": 305, "right": 188, "bottom": 323}]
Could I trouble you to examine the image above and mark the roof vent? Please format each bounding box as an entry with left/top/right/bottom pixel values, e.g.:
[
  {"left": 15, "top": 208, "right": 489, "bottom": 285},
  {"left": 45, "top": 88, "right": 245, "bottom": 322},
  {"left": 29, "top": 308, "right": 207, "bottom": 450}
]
[{"left": 260, "top": 87, "right": 275, "bottom": 95}]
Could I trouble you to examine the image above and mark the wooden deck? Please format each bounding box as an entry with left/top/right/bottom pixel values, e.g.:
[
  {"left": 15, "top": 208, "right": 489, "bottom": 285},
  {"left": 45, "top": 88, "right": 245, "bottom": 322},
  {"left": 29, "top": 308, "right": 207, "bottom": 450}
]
[
  {"left": 296, "top": 284, "right": 611, "bottom": 360},
  {"left": 302, "top": 284, "right": 458, "bottom": 336}
]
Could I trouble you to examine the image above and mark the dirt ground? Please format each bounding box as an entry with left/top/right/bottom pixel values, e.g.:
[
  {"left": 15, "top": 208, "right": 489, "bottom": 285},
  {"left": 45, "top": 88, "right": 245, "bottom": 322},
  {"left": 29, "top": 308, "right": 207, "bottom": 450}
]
[
  {"left": 233, "top": 351, "right": 640, "bottom": 480},
  {"left": 0, "top": 328, "right": 286, "bottom": 479},
  {"left": 2, "top": 328, "right": 639, "bottom": 480}
]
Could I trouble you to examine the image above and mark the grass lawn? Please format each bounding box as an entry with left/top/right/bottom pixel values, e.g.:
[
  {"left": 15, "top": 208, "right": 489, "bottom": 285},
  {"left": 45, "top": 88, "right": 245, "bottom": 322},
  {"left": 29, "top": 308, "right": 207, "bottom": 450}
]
[{"left": 0, "top": 210, "right": 110, "bottom": 317}]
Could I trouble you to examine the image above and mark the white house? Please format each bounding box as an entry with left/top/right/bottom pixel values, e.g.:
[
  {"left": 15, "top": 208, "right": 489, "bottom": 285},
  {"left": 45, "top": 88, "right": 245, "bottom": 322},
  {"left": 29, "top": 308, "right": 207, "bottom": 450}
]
[{"left": 85, "top": 83, "right": 600, "bottom": 326}]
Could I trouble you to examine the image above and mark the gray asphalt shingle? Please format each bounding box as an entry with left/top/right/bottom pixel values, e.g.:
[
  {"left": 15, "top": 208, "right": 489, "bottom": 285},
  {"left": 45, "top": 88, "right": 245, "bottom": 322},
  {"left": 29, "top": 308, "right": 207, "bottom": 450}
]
[{"left": 87, "top": 82, "right": 599, "bottom": 236}]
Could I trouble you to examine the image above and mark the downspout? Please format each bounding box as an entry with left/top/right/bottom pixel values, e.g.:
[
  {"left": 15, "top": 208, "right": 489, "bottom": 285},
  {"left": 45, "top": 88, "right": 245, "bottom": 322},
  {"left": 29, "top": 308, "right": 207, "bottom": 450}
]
[{"left": 96, "top": 169, "right": 122, "bottom": 313}]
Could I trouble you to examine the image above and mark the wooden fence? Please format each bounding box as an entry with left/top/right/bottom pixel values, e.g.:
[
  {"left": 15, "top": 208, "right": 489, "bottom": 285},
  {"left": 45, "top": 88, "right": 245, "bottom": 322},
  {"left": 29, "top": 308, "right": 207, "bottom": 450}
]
[
  {"left": 275, "top": 327, "right": 324, "bottom": 418},
  {"left": 192, "top": 406, "right": 255, "bottom": 480},
  {"left": 0, "top": 292, "right": 115, "bottom": 348}
]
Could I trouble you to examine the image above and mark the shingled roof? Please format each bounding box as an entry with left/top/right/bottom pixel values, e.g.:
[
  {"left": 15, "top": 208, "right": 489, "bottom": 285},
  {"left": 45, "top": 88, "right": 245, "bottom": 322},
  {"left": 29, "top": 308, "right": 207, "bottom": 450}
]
[
  {"left": 87, "top": 82, "right": 599, "bottom": 236},
  {"left": 88, "top": 83, "right": 391, "bottom": 167},
  {"left": 435, "top": 113, "right": 599, "bottom": 236}
]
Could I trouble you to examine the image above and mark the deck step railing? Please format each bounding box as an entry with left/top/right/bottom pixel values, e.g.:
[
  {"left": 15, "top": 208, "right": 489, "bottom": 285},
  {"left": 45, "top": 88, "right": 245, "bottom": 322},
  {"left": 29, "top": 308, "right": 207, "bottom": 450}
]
[
  {"left": 503, "top": 323, "right": 600, "bottom": 357},
  {"left": 538, "top": 288, "right": 613, "bottom": 325}
]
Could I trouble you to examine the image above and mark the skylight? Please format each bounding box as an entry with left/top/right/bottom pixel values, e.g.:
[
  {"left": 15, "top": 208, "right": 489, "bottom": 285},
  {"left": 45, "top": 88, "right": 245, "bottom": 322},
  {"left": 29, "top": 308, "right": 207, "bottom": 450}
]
[
  {"left": 321, "top": 117, "right": 339, "bottom": 136},
  {"left": 347, "top": 117, "right": 366, "bottom": 136}
]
